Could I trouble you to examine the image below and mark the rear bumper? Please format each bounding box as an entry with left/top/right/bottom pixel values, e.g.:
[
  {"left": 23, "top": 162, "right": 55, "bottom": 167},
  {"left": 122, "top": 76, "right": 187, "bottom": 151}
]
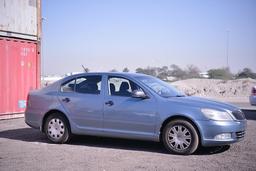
[
  {"left": 197, "top": 119, "right": 247, "bottom": 147},
  {"left": 25, "top": 119, "right": 40, "bottom": 129},
  {"left": 24, "top": 111, "right": 41, "bottom": 130}
]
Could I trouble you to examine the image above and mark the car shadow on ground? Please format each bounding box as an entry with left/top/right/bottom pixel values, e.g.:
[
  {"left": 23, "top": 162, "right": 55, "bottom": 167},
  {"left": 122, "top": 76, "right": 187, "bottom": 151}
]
[{"left": 0, "top": 127, "right": 230, "bottom": 155}]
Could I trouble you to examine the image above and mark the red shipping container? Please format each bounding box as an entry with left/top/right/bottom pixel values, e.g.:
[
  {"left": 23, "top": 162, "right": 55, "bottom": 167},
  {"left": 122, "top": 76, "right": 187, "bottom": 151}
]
[{"left": 0, "top": 37, "right": 40, "bottom": 115}]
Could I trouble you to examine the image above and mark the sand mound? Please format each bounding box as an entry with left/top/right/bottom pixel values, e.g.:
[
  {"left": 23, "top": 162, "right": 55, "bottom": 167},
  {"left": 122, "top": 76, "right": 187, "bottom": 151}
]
[{"left": 171, "top": 78, "right": 256, "bottom": 99}]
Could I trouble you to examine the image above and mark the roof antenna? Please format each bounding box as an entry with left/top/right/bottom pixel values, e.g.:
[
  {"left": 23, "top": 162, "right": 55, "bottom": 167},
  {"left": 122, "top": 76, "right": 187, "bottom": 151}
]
[{"left": 82, "top": 65, "right": 89, "bottom": 73}]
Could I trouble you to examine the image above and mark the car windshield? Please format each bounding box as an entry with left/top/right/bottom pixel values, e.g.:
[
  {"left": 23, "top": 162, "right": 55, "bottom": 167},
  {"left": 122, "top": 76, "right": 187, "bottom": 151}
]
[{"left": 136, "top": 75, "right": 185, "bottom": 98}]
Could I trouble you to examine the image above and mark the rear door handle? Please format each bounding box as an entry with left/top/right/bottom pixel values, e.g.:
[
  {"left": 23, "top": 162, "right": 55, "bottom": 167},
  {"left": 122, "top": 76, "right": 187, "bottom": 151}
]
[
  {"left": 62, "top": 97, "right": 70, "bottom": 103},
  {"left": 105, "top": 100, "right": 114, "bottom": 106}
]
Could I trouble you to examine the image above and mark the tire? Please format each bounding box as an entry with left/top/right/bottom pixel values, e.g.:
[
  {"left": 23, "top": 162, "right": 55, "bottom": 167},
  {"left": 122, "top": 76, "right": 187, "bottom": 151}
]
[
  {"left": 44, "top": 113, "right": 71, "bottom": 143},
  {"left": 162, "top": 119, "right": 199, "bottom": 155}
]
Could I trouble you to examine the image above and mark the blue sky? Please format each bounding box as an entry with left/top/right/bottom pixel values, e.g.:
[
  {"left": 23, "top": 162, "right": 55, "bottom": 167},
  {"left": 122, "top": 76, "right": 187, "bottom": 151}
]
[{"left": 42, "top": 0, "right": 256, "bottom": 75}]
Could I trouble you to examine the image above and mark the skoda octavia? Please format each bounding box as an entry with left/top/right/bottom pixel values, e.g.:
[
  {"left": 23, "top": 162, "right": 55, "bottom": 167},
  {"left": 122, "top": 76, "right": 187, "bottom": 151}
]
[{"left": 25, "top": 72, "right": 246, "bottom": 155}]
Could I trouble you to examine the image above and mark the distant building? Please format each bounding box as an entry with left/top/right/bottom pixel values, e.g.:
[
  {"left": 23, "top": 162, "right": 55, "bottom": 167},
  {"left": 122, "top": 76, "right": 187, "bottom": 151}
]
[
  {"left": 41, "top": 72, "right": 84, "bottom": 87},
  {"left": 41, "top": 75, "right": 63, "bottom": 87},
  {"left": 166, "top": 76, "right": 177, "bottom": 81},
  {"left": 65, "top": 72, "right": 84, "bottom": 76},
  {"left": 199, "top": 72, "right": 209, "bottom": 78}
]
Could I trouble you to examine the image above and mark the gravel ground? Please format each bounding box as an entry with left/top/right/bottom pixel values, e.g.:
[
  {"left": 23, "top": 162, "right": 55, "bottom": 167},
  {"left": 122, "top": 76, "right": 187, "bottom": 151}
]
[{"left": 0, "top": 111, "right": 256, "bottom": 171}]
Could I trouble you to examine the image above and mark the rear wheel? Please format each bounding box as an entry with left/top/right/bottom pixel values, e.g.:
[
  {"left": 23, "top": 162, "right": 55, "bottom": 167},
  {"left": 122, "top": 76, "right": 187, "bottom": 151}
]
[
  {"left": 162, "top": 119, "right": 199, "bottom": 155},
  {"left": 44, "top": 113, "right": 71, "bottom": 143}
]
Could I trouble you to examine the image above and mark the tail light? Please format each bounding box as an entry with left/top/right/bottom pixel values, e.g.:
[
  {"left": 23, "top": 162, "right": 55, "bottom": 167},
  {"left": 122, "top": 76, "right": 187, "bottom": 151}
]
[
  {"left": 252, "top": 87, "right": 256, "bottom": 96},
  {"left": 26, "top": 94, "right": 30, "bottom": 108}
]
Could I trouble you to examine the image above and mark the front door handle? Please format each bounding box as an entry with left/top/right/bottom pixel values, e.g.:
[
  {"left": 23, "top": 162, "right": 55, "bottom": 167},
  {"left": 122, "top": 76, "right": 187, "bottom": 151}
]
[
  {"left": 105, "top": 100, "right": 114, "bottom": 106},
  {"left": 62, "top": 97, "right": 70, "bottom": 103}
]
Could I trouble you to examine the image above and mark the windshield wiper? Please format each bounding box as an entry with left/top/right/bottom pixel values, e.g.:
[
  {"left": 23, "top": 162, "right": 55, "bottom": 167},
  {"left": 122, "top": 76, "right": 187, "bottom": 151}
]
[
  {"left": 175, "top": 95, "right": 185, "bottom": 97},
  {"left": 165, "top": 94, "right": 185, "bottom": 98}
]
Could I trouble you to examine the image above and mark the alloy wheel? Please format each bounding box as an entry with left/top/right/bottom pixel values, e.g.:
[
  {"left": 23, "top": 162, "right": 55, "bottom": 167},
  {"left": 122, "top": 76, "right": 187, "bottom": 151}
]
[{"left": 167, "top": 125, "right": 192, "bottom": 151}]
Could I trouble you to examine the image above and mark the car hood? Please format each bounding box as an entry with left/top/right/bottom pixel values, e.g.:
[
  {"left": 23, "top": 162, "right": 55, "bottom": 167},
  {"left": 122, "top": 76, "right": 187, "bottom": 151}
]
[{"left": 167, "top": 96, "right": 239, "bottom": 112}]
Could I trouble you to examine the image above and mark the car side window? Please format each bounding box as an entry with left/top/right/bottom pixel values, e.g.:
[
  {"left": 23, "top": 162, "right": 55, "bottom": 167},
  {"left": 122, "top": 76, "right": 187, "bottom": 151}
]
[
  {"left": 108, "top": 76, "right": 142, "bottom": 97},
  {"left": 75, "top": 76, "right": 101, "bottom": 94},
  {"left": 61, "top": 76, "right": 102, "bottom": 94},
  {"left": 61, "top": 79, "right": 76, "bottom": 92}
]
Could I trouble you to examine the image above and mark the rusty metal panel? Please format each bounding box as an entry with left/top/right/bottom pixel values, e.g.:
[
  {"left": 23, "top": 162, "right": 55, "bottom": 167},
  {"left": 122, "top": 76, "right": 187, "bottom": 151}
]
[
  {"left": 0, "top": 0, "right": 39, "bottom": 40},
  {"left": 0, "top": 37, "right": 40, "bottom": 115}
]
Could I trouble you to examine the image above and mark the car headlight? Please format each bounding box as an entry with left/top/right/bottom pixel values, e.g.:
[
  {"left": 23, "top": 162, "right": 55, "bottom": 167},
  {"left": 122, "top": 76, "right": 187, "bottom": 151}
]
[{"left": 201, "top": 108, "right": 233, "bottom": 121}]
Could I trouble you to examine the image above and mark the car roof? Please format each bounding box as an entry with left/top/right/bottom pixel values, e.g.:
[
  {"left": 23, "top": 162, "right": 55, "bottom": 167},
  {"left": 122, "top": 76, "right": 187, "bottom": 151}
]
[{"left": 67, "top": 72, "right": 148, "bottom": 78}]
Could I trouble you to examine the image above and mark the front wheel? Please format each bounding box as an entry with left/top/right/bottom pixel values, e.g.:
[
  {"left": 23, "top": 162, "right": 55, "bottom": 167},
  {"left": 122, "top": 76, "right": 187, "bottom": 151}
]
[
  {"left": 44, "top": 113, "right": 71, "bottom": 143},
  {"left": 162, "top": 119, "right": 199, "bottom": 155}
]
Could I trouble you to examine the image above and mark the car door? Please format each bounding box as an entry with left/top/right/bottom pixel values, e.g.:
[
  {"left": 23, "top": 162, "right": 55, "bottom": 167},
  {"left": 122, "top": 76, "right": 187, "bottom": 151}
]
[
  {"left": 103, "top": 76, "right": 158, "bottom": 138},
  {"left": 58, "top": 75, "right": 104, "bottom": 132}
]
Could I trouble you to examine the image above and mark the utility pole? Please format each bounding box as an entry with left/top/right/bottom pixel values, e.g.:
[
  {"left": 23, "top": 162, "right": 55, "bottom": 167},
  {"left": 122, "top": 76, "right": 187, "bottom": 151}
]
[{"left": 226, "top": 30, "right": 230, "bottom": 69}]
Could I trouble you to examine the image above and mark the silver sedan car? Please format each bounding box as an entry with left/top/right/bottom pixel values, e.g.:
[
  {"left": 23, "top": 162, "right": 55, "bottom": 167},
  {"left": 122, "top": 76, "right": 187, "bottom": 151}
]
[
  {"left": 25, "top": 72, "right": 246, "bottom": 155},
  {"left": 249, "top": 86, "right": 256, "bottom": 105}
]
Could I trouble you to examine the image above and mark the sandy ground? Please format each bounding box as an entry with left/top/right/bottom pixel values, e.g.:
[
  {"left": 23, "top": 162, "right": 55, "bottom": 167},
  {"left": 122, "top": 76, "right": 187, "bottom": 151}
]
[{"left": 0, "top": 113, "right": 256, "bottom": 171}]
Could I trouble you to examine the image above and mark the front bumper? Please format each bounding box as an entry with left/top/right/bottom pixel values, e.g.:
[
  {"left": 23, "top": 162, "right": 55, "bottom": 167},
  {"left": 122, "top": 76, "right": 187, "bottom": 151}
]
[{"left": 197, "top": 119, "right": 247, "bottom": 146}]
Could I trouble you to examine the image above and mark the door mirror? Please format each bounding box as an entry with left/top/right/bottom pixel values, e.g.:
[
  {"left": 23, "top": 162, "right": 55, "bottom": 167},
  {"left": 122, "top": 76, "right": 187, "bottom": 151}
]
[{"left": 131, "top": 90, "right": 148, "bottom": 99}]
